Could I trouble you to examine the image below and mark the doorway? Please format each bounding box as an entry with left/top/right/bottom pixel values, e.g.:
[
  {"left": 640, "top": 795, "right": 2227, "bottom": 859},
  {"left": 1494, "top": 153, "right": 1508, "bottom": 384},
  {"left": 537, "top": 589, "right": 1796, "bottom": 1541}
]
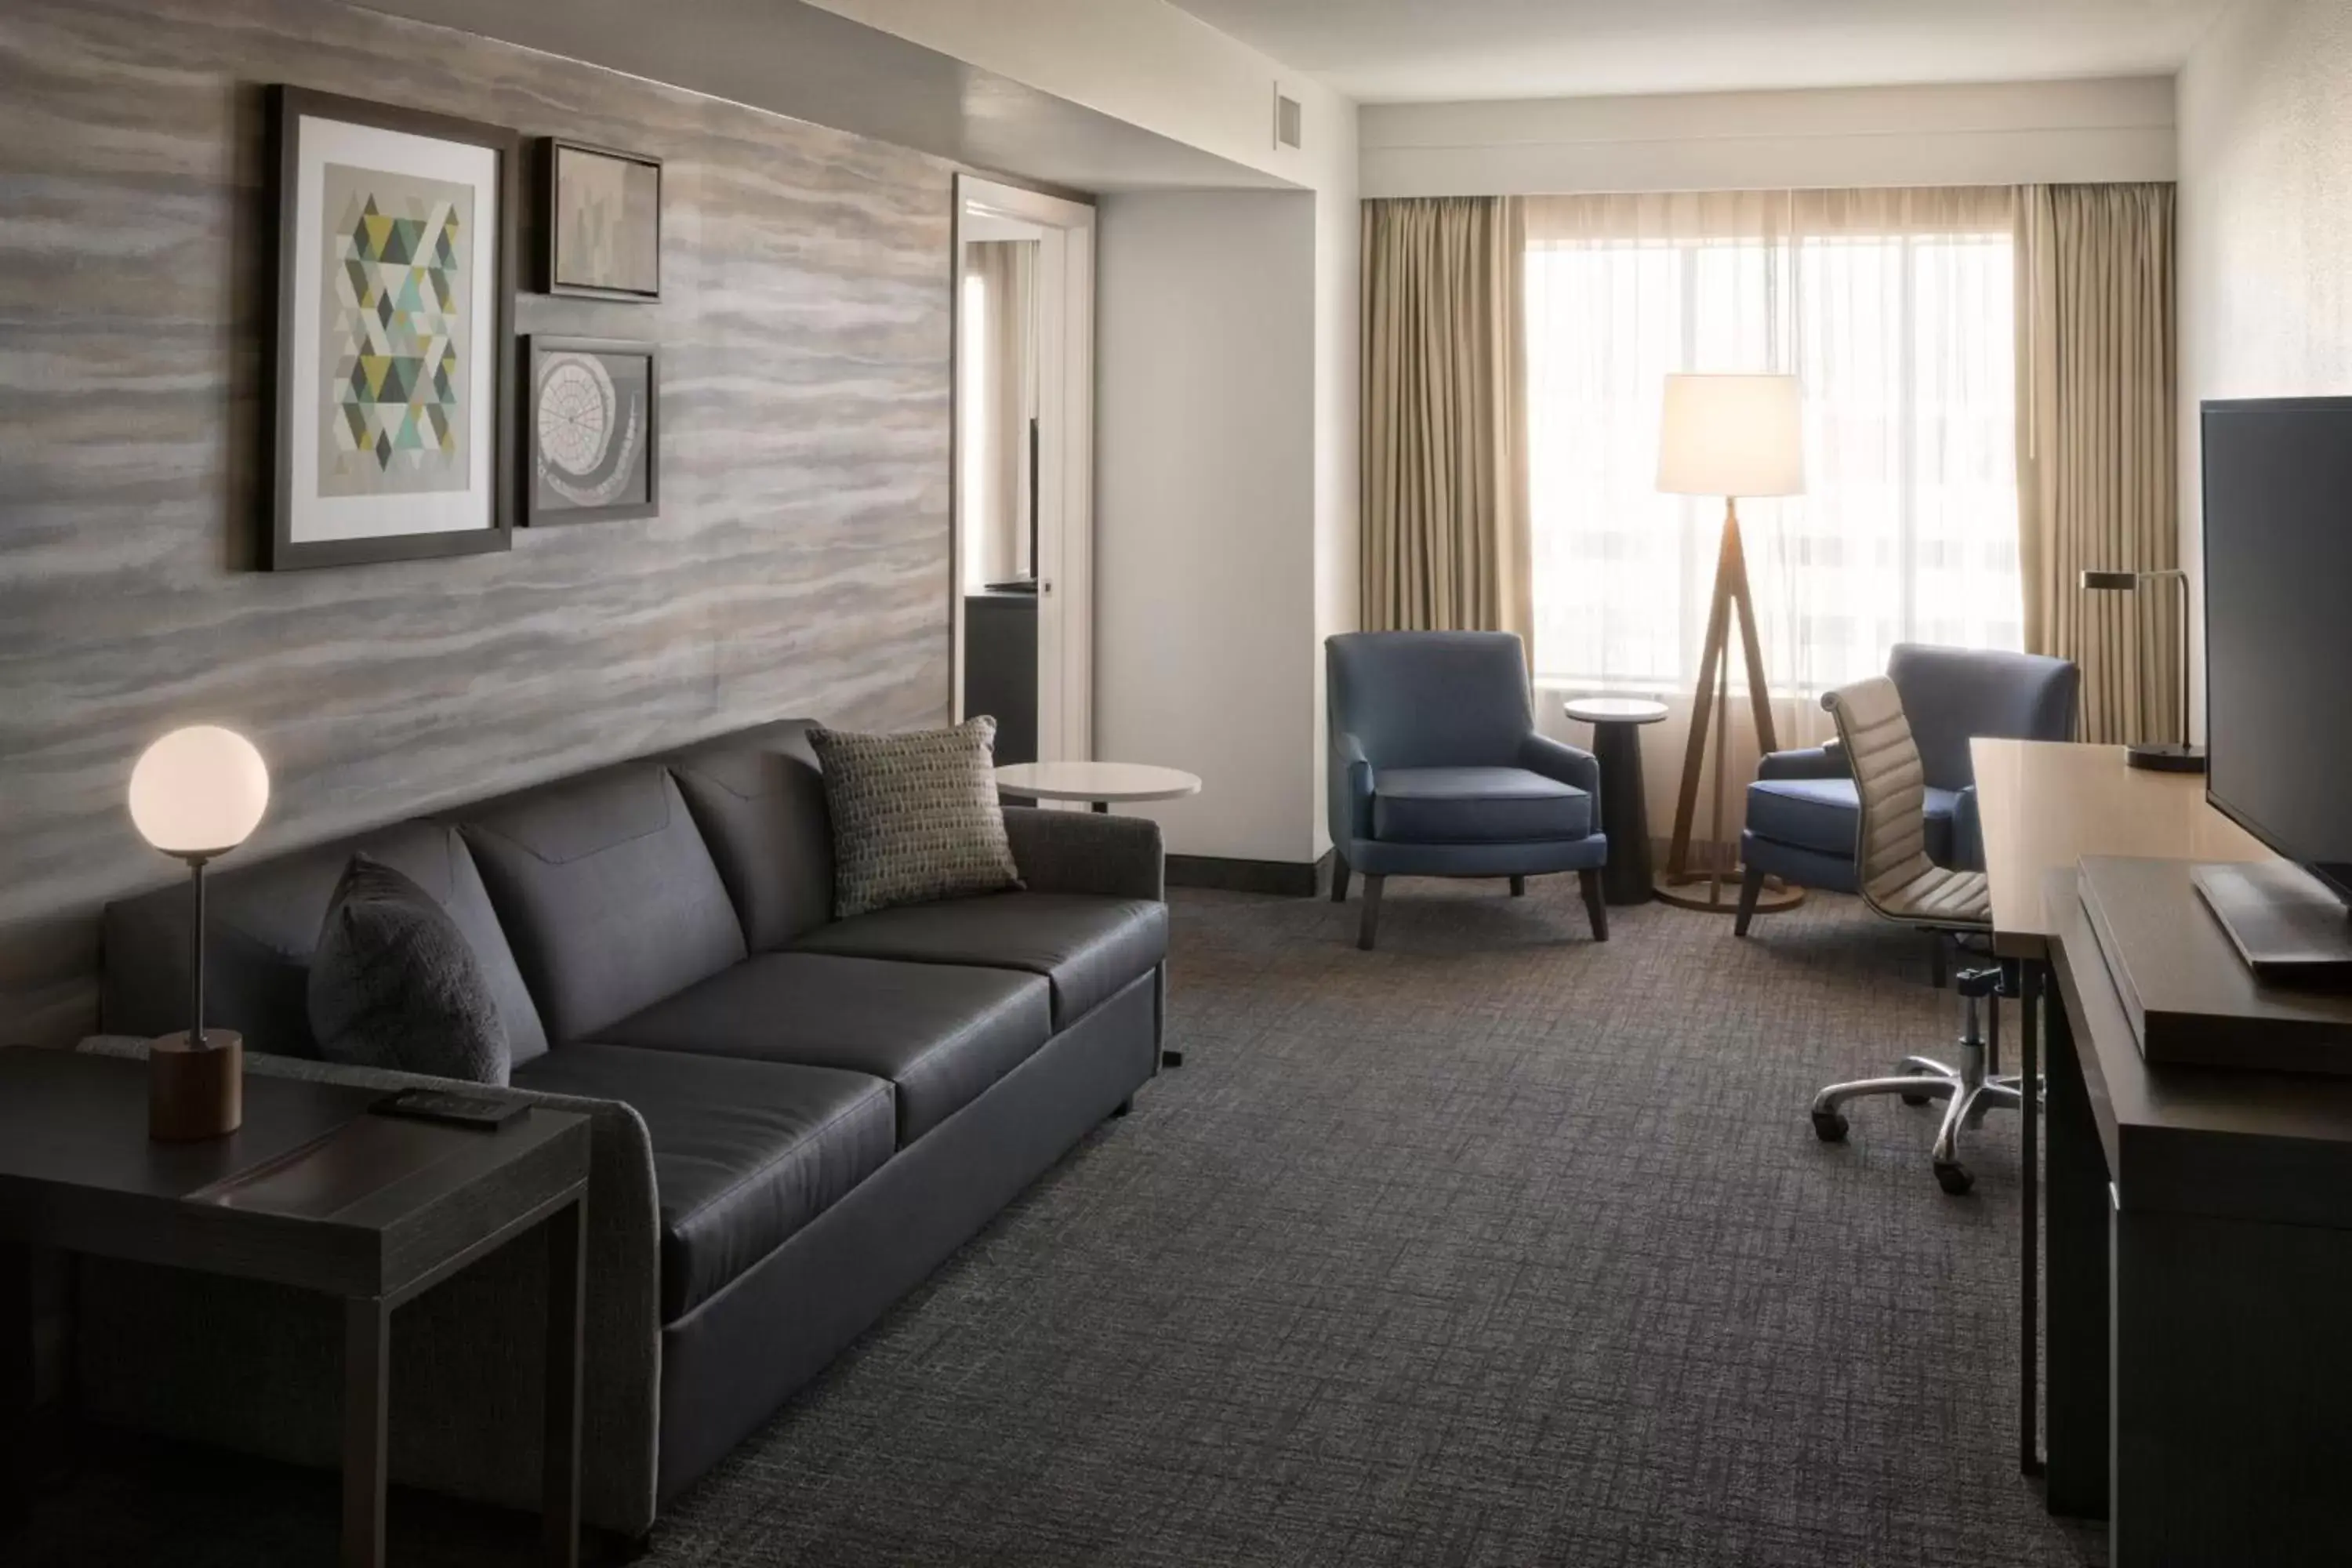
[{"left": 952, "top": 175, "right": 1094, "bottom": 765}]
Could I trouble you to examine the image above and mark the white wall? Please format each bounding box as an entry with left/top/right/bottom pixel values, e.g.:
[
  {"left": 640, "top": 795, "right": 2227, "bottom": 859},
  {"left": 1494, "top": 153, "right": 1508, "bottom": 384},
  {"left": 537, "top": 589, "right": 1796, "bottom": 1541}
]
[
  {"left": 1096, "top": 192, "right": 1322, "bottom": 862},
  {"left": 2178, "top": 0, "right": 2352, "bottom": 733},
  {"left": 808, "top": 0, "right": 1347, "bottom": 189},
  {"left": 1363, "top": 76, "right": 2176, "bottom": 197},
  {"left": 808, "top": 0, "right": 1361, "bottom": 868}
]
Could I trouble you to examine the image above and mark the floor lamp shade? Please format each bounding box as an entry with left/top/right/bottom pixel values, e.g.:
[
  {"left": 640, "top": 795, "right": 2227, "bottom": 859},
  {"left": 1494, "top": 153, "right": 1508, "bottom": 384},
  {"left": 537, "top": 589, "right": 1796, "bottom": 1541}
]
[
  {"left": 128, "top": 724, "right": 270, "bottom": 1141},
  {"left": 1657, "top": 374, "right": 1806, "bottom": 499},
  {"left": 1652, "top": 373, "right": 1806, "bottom": 913}
]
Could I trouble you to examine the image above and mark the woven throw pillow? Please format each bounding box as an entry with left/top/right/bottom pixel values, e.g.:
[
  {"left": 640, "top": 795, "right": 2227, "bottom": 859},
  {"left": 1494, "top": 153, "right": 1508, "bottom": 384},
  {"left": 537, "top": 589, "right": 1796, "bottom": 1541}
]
[
  {"left": 808, "top": 717, "right": 1024, "bottom": 919},
  {"left": 308, "top": 855, "right": 511, "bottom": 1085}
]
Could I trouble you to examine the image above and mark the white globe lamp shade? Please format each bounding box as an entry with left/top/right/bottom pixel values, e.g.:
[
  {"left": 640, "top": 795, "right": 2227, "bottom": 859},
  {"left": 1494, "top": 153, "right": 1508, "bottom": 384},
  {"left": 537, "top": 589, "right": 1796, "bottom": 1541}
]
[
  {"left": 128, "top": 726, "right": 270, "bottom": 857},
  {"left": 1657, "top": 372, "right": 1806, "bottom": 499}
]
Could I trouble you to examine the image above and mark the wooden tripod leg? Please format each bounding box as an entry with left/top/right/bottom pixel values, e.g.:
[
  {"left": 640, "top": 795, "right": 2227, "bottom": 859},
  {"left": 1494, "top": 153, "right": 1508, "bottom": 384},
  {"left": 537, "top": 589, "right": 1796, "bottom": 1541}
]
[
  {"left": 1722, "top": 506, "right": 1779, "bottom": 754},
  {"left": 1666, "top": 508, "right": 1738, "bottom": 879}
]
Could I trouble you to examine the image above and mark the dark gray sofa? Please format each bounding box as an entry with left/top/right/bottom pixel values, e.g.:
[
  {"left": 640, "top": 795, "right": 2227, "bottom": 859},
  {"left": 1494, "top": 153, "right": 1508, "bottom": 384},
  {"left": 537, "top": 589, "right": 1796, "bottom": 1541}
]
[{"left": 82, "top": 720, "right": 1167, "bottom": 1538}]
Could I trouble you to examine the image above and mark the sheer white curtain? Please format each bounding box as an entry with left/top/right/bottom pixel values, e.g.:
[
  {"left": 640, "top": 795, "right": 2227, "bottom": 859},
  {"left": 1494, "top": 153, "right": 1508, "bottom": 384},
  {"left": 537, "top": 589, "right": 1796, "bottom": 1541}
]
[{"left": 1524, "top": 188, "right": 2022, "bottom": 751}]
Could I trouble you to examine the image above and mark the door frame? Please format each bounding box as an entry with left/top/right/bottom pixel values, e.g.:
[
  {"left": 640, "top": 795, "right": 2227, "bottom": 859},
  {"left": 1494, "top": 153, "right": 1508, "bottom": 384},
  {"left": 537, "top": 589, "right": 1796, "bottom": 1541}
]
[{"left": 951, "top": 173, "right": 1095, "bottom": 763}]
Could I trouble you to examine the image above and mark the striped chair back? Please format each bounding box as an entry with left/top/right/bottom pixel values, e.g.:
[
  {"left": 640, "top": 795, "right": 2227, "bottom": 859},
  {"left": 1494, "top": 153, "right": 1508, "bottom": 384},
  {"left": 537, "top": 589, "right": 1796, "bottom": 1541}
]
[{"left": 1822, "top": 675, "right": 1990, "bottom": 929}]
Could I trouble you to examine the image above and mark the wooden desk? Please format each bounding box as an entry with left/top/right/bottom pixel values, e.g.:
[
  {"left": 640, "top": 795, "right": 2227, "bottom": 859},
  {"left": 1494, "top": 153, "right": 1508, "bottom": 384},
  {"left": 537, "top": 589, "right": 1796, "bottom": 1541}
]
[
  {"left": 2042, "top": 865, "right": 2352, "bottom": 1561},
  {"left": 1967, "top": 740, "right": 2273, "bottom": 1476},
  {"left": 0, "top": 1049, "right": 590, "bottom": 1567}
]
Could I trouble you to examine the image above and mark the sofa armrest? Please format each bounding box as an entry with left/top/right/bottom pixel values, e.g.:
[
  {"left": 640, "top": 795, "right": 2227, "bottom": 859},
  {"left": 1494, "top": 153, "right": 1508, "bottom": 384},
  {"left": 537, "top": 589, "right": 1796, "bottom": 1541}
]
[
  {"left": 1758, "top": 740, "right": 1850, "bottom": 782},
  {"left": 73, "top": 1037, "right": 662, "bottom": 1539},
  {"left": 1003, "top": 805, "right": 1164, "bottom": 902},
  {"left": 1519, "top": 733, "right": 1602, "bottom": 822}
]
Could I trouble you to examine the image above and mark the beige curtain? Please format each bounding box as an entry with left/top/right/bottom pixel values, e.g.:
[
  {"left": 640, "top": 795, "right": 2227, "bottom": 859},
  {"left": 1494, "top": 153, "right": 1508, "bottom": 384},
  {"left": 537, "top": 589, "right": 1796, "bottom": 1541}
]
[
  {"left": 1360, "top": 196, "right": 1530, "bottom": 639},
  {"left": 2016, "top": 183, "right": 2179, "bottom": 746}
]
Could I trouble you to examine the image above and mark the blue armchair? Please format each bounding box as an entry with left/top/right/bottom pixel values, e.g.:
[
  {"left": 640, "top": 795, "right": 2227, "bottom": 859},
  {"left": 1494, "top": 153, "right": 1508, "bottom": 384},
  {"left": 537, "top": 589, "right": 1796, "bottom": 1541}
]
[
  {"left": 1734, "top": 643, "right": 2079, "bottom": 935},
  {"left": 1326, "top": 631, "right": 1609, "bottom": 949}
]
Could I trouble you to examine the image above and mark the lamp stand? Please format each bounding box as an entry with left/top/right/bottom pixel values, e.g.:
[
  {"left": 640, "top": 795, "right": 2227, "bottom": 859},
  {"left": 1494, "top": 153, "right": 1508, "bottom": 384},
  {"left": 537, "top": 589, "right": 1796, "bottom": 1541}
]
[
  {"left": 149, "top": 854, "right": 241, "bottom": 1142},
  {"left": 2125, "top": 568, "right": 2205, "bottom": 773},
  {"left": 1656, "top": 498, "right": 1804, "bottom": 915}
]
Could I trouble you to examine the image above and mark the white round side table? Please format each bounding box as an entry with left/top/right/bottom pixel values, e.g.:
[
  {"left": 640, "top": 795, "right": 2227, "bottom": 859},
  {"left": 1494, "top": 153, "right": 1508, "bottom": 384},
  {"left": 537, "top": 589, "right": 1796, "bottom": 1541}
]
[{"left": 993, "top": 760, "right": 1203, "bottom": 815}]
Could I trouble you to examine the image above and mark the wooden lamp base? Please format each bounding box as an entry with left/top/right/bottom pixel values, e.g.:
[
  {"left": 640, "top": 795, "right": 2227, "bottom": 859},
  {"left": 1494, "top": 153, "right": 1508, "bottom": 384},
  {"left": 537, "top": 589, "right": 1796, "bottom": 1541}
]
[
  {"left": 1653, "top": 869, "right": 1805, "bottom": 915},
  {"left": 149, "top": 1031, "right": 243, "bottom": 1142}
]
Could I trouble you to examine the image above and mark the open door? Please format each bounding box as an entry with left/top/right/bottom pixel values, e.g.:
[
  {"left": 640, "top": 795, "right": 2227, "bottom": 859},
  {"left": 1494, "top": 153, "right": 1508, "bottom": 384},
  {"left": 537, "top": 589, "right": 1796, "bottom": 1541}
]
[{"left": 953, "top": 175, "right": 1094, "bottom": 764}]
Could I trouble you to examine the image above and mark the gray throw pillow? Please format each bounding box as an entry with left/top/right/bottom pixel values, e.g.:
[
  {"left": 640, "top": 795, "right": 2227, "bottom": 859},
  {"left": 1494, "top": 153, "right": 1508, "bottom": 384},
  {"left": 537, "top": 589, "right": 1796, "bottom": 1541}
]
[
  {"left": 807, "top": 717, "right": 1024, "bottom": 919},
  {"left": 309, "top": 855, "right": 511, "bottom": 1085}
]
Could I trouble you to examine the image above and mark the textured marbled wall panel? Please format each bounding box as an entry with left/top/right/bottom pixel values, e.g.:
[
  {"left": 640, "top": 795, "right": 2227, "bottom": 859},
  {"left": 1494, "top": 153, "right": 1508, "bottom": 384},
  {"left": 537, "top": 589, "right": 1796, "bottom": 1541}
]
[{"left": 0, "top": 0, "right": 954, "bottom": 1040}]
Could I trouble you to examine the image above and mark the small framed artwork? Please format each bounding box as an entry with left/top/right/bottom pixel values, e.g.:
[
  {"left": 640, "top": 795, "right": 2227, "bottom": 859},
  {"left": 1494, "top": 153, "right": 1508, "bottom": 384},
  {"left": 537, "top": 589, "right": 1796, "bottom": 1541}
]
[
  {"left": 268, "top": 86, "right": 517, "bottom": 570},
  {"left": 543, "top": 140, "right": 661, "bottom": 300},
  {"left": 524, "top": 336, "right": 659, "bottom": 524}
]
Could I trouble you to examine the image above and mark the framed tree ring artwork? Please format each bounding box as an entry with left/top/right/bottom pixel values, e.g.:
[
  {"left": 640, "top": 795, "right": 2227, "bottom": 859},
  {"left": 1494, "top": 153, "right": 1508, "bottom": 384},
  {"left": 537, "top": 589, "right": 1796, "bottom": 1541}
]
[
  {"left": 524, "top": 337, "right": 659, "bottom": 524},
  {"left": 543, "top": 140, "right": 662, "bottom": 299},
  {"left": 268, "top": 86, "right": 517, "bottom": 570}
]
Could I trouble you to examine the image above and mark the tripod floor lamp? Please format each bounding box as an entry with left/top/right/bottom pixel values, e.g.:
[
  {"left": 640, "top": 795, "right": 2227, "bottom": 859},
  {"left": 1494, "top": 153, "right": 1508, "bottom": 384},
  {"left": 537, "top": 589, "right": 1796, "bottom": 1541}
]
[{"left": 1654, "top": 372, "right": 1807, "bottom": 913}]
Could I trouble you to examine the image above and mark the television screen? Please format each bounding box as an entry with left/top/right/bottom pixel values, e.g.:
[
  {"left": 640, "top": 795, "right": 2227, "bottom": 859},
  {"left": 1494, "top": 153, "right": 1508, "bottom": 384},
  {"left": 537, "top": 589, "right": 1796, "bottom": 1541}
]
[{"left": 2202, "top": 397, "right": 2352, "bottom": 882}]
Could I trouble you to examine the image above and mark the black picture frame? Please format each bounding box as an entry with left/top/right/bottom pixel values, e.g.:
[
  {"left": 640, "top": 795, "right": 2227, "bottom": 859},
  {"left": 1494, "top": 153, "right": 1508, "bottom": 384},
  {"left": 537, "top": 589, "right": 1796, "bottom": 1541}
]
[
  {"left": 523, "top": 336, "right": 660, "bottom": 525},
  {"left": 542, "top": 138, "right": 662, "bottom": 301},
  {"left": 268, "top": 85, "right": 517, "bottom": 571}
]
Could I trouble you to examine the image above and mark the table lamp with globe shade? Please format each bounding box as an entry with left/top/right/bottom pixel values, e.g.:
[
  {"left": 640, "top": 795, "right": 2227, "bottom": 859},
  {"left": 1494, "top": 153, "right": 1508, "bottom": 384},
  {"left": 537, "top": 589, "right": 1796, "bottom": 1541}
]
[{"left": 127, "top": 724, "right": 270, "bottom": 1141}]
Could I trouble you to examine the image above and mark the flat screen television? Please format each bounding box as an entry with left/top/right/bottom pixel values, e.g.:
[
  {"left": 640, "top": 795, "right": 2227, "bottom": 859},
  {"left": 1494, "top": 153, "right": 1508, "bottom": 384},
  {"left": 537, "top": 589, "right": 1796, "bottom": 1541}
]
[{"left": 2198, "top": 397, "right": 2352, "bottom": 967}]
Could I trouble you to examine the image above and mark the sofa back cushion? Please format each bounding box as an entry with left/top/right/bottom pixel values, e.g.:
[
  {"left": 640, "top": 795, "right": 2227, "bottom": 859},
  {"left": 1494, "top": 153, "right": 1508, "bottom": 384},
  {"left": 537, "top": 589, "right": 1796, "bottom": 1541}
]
[
  {"left": 100, "top": 823, "right": 548, "bottom": 1066},
  {"left": 667, "top": 722, "right": 834, "bottom": 953},
  {"left": 459, "top": 764, "right": 746, "bottom": 1043}
]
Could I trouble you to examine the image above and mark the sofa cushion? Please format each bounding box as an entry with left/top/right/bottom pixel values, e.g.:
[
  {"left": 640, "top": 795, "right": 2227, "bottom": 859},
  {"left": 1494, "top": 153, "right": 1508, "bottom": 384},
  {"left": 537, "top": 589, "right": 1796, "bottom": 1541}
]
[
  {"left": 1746, "top": 778, "right": 1958, "bottom": 865},
  {"left": 1371, "top": 766, "right": 1592, "bottom": 844},
  {"left": 459, "top": 766, "right": 747, "bottom": 1044},
  {"left": 100, "top": 822, "right": 547, "bottom": 1066},
  {"left": 668, "top": 724, "right": 833, "bottom": 953},
  {"left": 805, "top": 717, "right": 1023, "bottom": 919},
  {"left": 601, "top": 953, "right": 1052, "bottom": 1145},
  {"left": 309, "top": 856, "right": 511, "bottom": 1085},
  {"left": 794, "top": 892, "right": 1167, "bottom": 1029},
  {"left": 513, "top": 1042, "right": 895, "bottom": 1323}
]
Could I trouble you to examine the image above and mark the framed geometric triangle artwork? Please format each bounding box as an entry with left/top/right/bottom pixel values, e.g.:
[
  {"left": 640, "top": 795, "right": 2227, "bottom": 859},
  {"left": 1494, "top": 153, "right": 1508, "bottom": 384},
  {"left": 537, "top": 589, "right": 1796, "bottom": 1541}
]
[{"left": 268, "top": 85, "right": 517, "bottom": 570}]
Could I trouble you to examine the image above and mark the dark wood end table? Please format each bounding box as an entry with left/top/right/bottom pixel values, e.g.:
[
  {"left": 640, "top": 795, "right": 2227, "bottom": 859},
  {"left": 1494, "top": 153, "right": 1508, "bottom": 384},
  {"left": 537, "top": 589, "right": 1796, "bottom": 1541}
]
[
  {"left": 1564, "top": 697, "right": 1668, "bottom": 905},
  {"left": 0, "top": 1047, "right": 590, "bottom": 1567}
]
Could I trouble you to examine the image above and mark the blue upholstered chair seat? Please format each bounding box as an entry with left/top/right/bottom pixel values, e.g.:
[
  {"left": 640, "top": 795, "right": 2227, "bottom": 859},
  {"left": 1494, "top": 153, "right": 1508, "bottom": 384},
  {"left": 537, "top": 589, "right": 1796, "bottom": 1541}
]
[
  {"left": 1747, "top": 778, "right": 1958, "bottom": 866},
  {"left": 1372, "top": 767, "right": 1592, "bottom": 844}
]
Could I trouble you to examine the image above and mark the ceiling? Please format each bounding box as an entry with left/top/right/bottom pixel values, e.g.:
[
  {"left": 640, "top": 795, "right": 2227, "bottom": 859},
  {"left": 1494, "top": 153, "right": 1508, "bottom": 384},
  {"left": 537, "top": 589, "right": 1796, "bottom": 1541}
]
[{"left": 1166, "top": 0, "right": 2230, "bottom": 103}]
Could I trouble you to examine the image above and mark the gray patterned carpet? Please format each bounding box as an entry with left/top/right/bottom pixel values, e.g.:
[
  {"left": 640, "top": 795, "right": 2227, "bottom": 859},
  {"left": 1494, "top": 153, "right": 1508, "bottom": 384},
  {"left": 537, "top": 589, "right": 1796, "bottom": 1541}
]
[{"left": 25, "top": 880, "right": 2103, "bottom": 1566}]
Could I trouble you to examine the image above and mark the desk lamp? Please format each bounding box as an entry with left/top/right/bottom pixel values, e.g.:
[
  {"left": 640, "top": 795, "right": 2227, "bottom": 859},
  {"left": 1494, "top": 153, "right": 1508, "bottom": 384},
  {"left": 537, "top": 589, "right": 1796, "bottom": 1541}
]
[
  {"left": 127, "top": 725, "right": 270, "bottom": 1140},
  {"left": 2079, "top": 568, "right": 2202, "bottom": 772}
]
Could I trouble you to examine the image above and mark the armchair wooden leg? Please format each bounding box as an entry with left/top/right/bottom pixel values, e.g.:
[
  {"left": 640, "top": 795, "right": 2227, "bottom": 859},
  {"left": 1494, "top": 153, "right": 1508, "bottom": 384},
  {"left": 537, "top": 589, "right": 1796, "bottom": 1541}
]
[
  {"left": 1509, "top": 874, "right": 1526, "bottom": 898},
  {"left": 1578, "top": 869, "right": 1609, "bottom": 942},
  {"left": 1331, "top": 854, "right": 1351, "bottom": 903},
  {"left": 1358, "top": 875, "right": 1385, "bottom": 950},
  {"left": 1929, "top": 931, "right": 1947, "bottom": 989},
  {"left": 1734, "top": 864, "right": 1766, "bottom": 937}
]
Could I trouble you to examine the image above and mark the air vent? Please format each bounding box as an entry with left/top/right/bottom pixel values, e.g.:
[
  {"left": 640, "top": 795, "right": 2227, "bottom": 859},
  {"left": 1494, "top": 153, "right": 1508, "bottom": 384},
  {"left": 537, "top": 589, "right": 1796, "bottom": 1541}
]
[{"left": 1274, "top": 89, "right": 1303, "bottom": 151}]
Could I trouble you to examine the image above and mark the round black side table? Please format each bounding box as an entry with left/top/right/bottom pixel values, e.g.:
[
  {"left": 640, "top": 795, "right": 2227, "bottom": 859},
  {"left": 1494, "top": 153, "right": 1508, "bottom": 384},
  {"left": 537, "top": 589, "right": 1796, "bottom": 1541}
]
[{"left": 1565, "top": 697, "right": 1669, "bottom": 906}]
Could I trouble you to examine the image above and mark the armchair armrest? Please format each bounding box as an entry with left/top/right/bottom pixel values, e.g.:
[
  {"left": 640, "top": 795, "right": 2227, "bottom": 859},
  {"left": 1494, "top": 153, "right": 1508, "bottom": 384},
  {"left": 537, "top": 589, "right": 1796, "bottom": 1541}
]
[
  {"left": 1950, "top": 783, "right": 1986, "bottom": 872},
  {"left": 1758, "top": 739, "right": 1850, "bottom": 782},
  {"left": 1518, "top": 733, "right": 1602, "bottom": 822},
  {"left": 73, "top": 1036, "right": 661, "bottom": 1537},
  {"left": 1333, "top": 729, "right": 1374, "bottom": 843},
  {"left": 1003, "top": 805, "right": 1164, "bottom": 901}
]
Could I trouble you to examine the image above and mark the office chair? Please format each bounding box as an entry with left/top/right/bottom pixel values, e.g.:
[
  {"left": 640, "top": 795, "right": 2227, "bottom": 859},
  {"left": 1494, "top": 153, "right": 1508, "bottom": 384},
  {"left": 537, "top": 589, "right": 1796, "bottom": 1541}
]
[{"left": 1805, "top": 674, "right": 2022, "bottom": 1195}]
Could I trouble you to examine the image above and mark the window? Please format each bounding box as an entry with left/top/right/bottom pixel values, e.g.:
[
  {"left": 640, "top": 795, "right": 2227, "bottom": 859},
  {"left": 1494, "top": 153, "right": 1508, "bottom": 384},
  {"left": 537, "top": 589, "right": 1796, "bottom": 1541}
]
[{"left": 1523, "top": 190, "right": 2022, "bottom": 697}]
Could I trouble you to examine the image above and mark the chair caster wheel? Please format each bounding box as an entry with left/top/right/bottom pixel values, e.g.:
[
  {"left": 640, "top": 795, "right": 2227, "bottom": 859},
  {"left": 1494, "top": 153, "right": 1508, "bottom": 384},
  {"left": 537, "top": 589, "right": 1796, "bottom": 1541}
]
[
  {"left": 1810, "top": 1108, "right": 1849, "bottom": 1143},
  {"left": 1933, "top": 1160, "right": 1973, "bottom": 1196},
  {"left": 1900, "top": 1092, "right": 1932, "bottom": 1107}
]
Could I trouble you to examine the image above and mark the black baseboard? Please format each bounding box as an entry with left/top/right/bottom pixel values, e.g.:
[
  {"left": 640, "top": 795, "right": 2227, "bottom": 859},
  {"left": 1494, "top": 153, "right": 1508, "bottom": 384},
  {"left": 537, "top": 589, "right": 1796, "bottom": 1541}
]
[{"left": 1167, "top": 851, "right": 1330, "bottom": 898}]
